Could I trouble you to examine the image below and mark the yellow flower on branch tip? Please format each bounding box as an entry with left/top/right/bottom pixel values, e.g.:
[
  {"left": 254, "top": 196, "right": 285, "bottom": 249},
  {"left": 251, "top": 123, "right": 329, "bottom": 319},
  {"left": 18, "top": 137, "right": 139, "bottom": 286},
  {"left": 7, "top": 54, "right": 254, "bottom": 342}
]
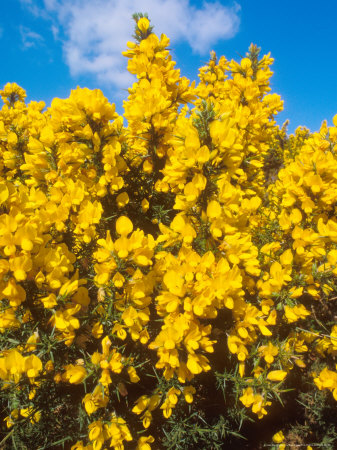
[
  {"left": 1, "top": 82, "right": 26, "bottom": 104},
  {"left": 137, "top": 17, "right": 150, "bottom": 33},
  {"left": 116, "top": 215, "right": 133, "bottom": 236}
]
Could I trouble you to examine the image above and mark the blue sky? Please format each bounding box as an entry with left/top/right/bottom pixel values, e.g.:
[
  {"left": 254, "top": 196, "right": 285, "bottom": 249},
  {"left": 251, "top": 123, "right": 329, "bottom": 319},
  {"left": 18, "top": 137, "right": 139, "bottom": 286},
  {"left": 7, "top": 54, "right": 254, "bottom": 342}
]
[{"left": 1, "top": 0, "right": 336, "bottom": 133}]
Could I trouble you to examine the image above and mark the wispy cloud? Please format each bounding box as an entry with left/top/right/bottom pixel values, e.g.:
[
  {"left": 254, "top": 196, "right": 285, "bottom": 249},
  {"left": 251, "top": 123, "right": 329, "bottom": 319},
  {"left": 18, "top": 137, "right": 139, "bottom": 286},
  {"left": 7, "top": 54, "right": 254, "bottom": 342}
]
[
  {"left": 20, "top": 26, "right": 44, "bottom": 48},
  {"left": 23, "top": 0, "right": 241, "bottom": 88},
  {"left": 20, "top": 0, "right": 50, "bottom": 19}
]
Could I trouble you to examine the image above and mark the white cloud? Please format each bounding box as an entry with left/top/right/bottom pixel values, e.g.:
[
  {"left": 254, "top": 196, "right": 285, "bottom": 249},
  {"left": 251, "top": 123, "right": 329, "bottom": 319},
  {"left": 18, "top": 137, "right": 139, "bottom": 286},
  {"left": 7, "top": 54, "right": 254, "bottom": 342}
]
[
  {"left": 20, "top": 26, "right": 44, "bottom": 48},
  {"left": 184, "top": 2, "right": 241, "bottom": 53},
  {"left": 20, "top": 0, "right": 42, "bottom": 16},
  {"left": 51, "top": 25, "right": 59, "bottom": 40},
  {"left": 24, "top": 0, "right": 240, "bottom": 88},
  {"left": 19, "top": 0, "right": 50, "bottom": 19}
]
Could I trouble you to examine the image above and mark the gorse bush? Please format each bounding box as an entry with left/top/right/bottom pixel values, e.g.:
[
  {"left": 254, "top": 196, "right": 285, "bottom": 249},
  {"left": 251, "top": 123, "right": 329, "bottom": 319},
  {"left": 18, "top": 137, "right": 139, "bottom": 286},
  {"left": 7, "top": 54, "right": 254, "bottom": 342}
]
[{"left": 1, "top": 13, "right": 337, "bottom": 450}]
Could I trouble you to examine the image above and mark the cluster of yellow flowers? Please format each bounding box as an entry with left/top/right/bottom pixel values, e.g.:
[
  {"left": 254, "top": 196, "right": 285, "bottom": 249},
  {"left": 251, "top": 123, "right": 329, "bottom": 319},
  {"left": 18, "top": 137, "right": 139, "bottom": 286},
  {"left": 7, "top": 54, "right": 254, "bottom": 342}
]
[{"left": 1, "top": 15, "right": 337, "bottom": 450}]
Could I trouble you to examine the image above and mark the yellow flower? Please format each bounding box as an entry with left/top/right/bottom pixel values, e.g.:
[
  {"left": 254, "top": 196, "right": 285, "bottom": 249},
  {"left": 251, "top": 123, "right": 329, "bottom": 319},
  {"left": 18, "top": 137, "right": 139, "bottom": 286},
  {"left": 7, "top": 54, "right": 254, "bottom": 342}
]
[
  {"left": 1, "top": 82, "right": 26, "bottom": 104},
  {"left": 143, "top": 159, "right": 153, "bottom": 173},
  {"left": 71, "top": 441, "right": 93, "bottom": 450},
  {"left": 284, "top": 304, "right": 310, "bottom": 323},
  {"left": 20, "top": 407, "right": 41, "bottom": 424},
  {"left": 239, "top": 387, "right": 254, "bottom": 407},
  {"left": 272, "top": 430, "right": 285, "bottom": 443},
  {"left": 127, "top": 366, "right": 140, "bottom": 383},
  {"left": 24, "top": 354, "right": 43, "bottom": 380},
  {"left": 267, "top": 370, "right": 287, "bottom": 382},
  {"left": 92, "top": 321, "right": 103, "bottom": 339},
  {"left": 136, "top": 435, "right": 155, "bottom": 450},
  {"left": 116, "top": 191, "right": 129, "bottom": 208},
  {"left": 116, "top": 215, "right": 133, "bottom": 236},
  {"left": 183, "top": 385, "right": 196, "bottom": 403},
  {"left": 82, "top": 385, "right": 109, "bottom": 415},
  {"left": 207, "top": 200, "right": 222, "bottom": 219},
  {"left": 258, "top": 342, "right": 279, "bottom": 364},
  {"left": 62, "top": 364, "right": 87, "bottom": 384},
  {"left": 142, "top": 410, "right": 152, "bottom": 428},
  {"left": 132, "top": 395, "right": 150, "bottom": 415},
  {"left": 137, "top": 17, "right": 150, "bottom": 33},
  {"left": 141, "top": 198, "right": 150, "bottom": 212}
]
